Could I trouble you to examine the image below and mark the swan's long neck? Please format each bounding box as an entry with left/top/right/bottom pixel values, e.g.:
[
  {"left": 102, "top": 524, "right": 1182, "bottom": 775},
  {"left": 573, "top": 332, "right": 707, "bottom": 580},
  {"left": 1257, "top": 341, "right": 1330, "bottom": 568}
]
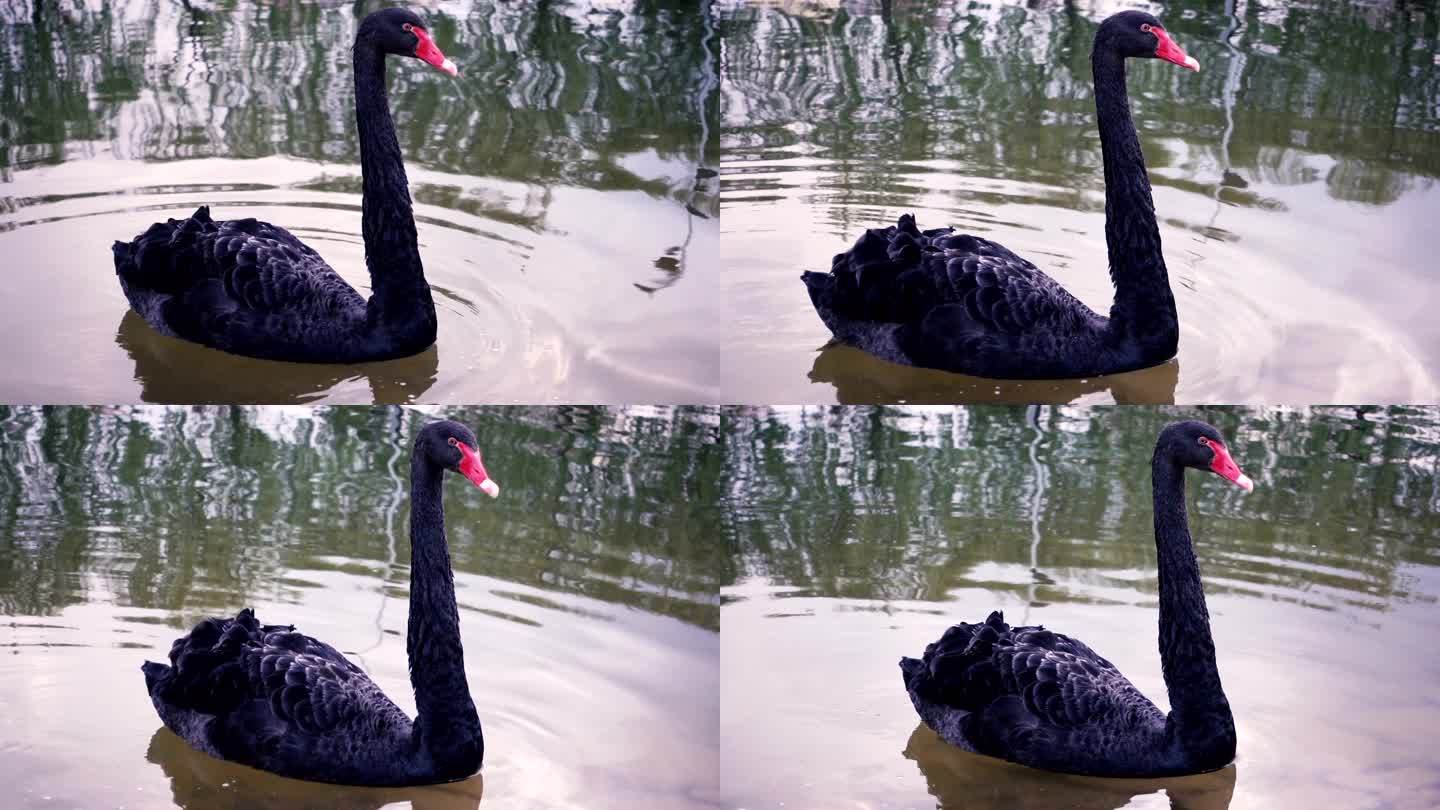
[
  {"left": 1151, "top": 454, "right": 1235, "bottom": 761},
  {"left": 353, "top": 43, "right": 434, "bottom": 328},
  {"left": 407, "top": 454, "right": 483, "bottom": 768},
  {"left": 1092, "top": 47, "right": 1177, "bottom": 351}
]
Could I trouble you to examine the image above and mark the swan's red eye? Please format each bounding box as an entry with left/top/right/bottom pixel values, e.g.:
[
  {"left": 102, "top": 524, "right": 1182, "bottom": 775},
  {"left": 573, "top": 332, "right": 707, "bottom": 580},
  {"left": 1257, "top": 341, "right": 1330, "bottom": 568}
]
[
  {"left": 1140, "top": 23, "right": 1152, "bottom": 33},
  {"left": 403, "top": 23, "right": 413, "bottom": 32},
  {"left": 1198, "top": 437, "right": 1209, "bottom": 447},
  {"left": 447, "top": 437, "right": 457, "bottom": 447}
]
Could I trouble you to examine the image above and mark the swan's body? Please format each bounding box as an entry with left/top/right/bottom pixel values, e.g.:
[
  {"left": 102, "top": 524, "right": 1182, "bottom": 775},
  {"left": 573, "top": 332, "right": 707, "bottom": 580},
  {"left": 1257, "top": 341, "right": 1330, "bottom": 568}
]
[
  {"left": 901, "top": 421, "right": 1252, "bottom": 777},
  {"left": 141, "top": 609, "right": 430, "bottom": 784},
  {"left": 141, "top": 420, "right": 500, "bottom": 786},
  {"left": 802, "top": 11, "right": 1200, "bottom": 379},
  {"left": 112, "top": 8, "right": 457, "bottom": 364}
]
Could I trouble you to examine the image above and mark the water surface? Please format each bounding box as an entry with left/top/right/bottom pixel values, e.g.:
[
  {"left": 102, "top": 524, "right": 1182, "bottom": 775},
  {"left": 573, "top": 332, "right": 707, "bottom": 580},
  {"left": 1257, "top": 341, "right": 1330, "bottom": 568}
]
[
  {"left": 720, "top": 0, "right": 1440, "bottom": 403},
  {"left": 720, "top": 405, "right": 1440, "bottom": 808},
  {"left": 0, "top": 405, "right": 722, "bottom": 810},
  {"left": 0, "top": 0, "right": 719, "bottom": 403}
]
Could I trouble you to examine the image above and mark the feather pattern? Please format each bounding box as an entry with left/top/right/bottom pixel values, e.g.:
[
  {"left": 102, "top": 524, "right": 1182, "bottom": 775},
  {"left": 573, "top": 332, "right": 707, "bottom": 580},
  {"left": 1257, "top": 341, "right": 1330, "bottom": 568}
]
[
  {"left": 802, "top": 215, "right": 1118, "bottom": 378},
  {"left": 140, "top": 609, "right": 422, "bottom": 785},
  {"left": 900, "top": 611, "right": 1176, "bottom": 776},
  {"left": 113, "top": 208, "right": 396, "bottom": 362}
]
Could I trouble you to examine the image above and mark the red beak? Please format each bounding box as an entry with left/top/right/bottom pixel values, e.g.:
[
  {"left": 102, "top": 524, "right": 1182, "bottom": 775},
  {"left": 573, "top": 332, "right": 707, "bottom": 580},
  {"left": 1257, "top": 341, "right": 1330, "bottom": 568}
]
[
  {"left": 456, "top": 443, "right": 499, "bottom": 498},
  {"left": 1153, "top": 27, "right": 1200, "bottom": 72},
  {"left": 1208, "top": 442, "right": 1253, "bottom": 492},
  {"left": 412, "top": 27, "right": 458, "bottom": 77}
]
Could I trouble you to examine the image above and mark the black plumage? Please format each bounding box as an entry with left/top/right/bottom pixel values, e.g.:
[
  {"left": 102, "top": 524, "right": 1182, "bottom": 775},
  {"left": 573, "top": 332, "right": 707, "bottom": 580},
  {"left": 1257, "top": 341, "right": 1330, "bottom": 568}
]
[
  {"left": 141, "top": 420, "right": 500, "bottom": 786},
  {"left": 901, "top": 421, "right": 1249, "bottom": 777},
  {"left": 802, "top": 11, "right": 1198, "bottom": 379},
  {"left": 112, "top": 8, "right": 453, "bottom": 363}
]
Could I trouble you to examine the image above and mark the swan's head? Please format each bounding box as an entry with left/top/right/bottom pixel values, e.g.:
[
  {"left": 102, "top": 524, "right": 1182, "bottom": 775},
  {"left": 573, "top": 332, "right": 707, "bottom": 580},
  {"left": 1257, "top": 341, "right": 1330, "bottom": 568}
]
[
  {"left": 1159, "top": 421, "right": 1253, "bottom": 492},
  {"left": 419, "top": 420, "right": 500, "bottom": 498},
  {"left": 1098, "top": 11, "right": 1200, "bottom": 72},
  {"left": 358, "top": 8, "right": 459, "bottom": 77}
]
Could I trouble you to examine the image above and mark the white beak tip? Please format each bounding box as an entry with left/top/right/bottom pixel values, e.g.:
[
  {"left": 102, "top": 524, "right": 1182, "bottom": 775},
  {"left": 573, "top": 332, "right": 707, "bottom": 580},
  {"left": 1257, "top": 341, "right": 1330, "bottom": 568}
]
[
  {"left": 479, "top": 479, "right": 500, "bottom": 498},
  {"left": 440, "top": 58, "right": 458, "bottom": 77},
  {"left": 1184, "top": 55, "right": 1200, "bottom": 71},
  {"left": 1235, "top": 474, "right": 1254, "bottom": 492}
]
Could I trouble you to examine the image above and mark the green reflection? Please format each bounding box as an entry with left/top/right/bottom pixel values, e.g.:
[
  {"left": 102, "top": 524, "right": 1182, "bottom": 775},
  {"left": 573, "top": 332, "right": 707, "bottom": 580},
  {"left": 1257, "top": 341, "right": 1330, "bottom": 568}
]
[
  {"left": 0, "top": 0, "right": 718, "bottom": 212},
  {"left": 721, "top": 406, "right": 1440, "bottom": 612},
  {"left": 0, "top": 405, "right": 723, "bottom": 630},
  {"left": 721, "top": 0, "right": 1440, "bottom": 206}
]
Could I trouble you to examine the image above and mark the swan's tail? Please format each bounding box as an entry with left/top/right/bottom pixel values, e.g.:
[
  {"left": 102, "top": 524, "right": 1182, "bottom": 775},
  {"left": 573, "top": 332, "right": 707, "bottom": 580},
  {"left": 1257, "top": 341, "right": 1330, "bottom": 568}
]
[
  {"left": 113, "top": 207, "right": 225, "bottom": 335},
  {"left": 899, "top": 656, "right": 927, "bottom": 691},
  {"left": 802, "top": 215, "right": 930, "bottom": 336},
  {"left": 142, "top": 660, "right": 170, "bottom": 695},
  {"left": 911, "top": 611, "right": 1010, "bottom": 703},
  {"left": 113, "top": 206, "right": 217, "bottom": 288},
  {"left": 801, "top": 271, "right": 835, "bottom": 315},
  {"left": 112, "top": 239, "right": 135, "bottom": 267},
  {"left": 901, "top": 654, "right": 982, "bottom": 752},
  {"left": 902, "top": 614, "right": 1013, "bottom": 754}
]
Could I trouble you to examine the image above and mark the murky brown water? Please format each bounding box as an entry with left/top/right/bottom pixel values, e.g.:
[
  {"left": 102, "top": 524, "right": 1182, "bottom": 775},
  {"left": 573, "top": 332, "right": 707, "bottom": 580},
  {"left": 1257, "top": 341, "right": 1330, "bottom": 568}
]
[
  {"left": 0, "top": 1, "right": 719, "bottom": 404},
  {"left": 720, "top": 406, "right": 1440, "bottom": 809},
  {"left": 0, "top": 405, "right": 722, "bottom": 810},
  {"left": 719, "top": 0, "right": 1440, "bottom": 404}
]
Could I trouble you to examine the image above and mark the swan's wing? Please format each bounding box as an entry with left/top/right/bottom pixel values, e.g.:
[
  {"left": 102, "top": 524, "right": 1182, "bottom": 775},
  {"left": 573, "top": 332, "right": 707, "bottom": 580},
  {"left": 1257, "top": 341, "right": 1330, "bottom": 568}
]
[
  {"left": 238, "top": 627, "right": 379, "bottom": 735},
  {"left": 150, "top": 608, "right": 400, "bottom": 743},
  {"left": 201, "top": 215, "right": 362, "bottom": 317},
  {"left": 809, "top": 213, "right": 1102, "bottom": 337},
  {"left": 115, "top": 206, "right": 366, "bottom": 348},
  {"left": 916, "top": 611, "right": 1161, "bottom": 761}
]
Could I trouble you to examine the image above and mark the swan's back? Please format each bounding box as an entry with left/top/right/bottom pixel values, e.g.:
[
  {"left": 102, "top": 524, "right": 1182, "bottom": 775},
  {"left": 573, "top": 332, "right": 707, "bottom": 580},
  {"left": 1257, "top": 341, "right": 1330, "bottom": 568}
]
[
  {"left": 142, "top": 608, "right": 424, "bottom": 786},
  {"left": 113, "top": 206, "right": 377, "bottom": 362},
  {"left": 801, "top": 214, "right": 1117, "bottom": 379},
  {"left": 900, "top": 610, "right": 1189, "bottom": 777}
]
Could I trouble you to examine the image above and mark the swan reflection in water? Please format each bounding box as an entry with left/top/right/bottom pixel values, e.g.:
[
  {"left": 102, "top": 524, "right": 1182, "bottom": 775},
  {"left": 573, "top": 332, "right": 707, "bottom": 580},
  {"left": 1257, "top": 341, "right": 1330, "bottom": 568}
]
[
  {"left": 146, "top": 728, "right": 484, "bottom": 810},
  {"left": 808, "top": 342, "right": 1180, "bottom": 404},
  {"left": 903, "top": 725, "right": 1236, "bottom": 810},
  {"left": 117, "top": 310, "right": 439, "bottom": 403}
]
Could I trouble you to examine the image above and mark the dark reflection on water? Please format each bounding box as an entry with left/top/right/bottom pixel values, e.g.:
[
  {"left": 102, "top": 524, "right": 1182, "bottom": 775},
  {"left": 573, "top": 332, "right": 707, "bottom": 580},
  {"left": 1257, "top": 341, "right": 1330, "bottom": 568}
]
[
  {"left": 0, "top": 405, "right": 722, "bottom": 629},
  {"left": 722, "top": 405, "right": 1440, "bottom": 611},
  {"left": 146, "top": 728, "right": 485, "bottom": 810},
  {"left": 809, "top": 343, "right": 1181, "bottom": 404},
  {"left": 904, "top": 724, "right": 1237, "bottom": 810},
  {"left": 116, "top": 311, "right": 443, "bottom": 404}
]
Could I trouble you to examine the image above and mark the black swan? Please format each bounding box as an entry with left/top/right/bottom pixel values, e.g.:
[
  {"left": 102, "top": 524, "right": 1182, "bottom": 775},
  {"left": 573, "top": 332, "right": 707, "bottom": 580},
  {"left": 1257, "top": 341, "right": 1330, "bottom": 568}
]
[
  {"left": 141, "top": 419, "right": 500, "bottom": 786},
  {"left": 113, "top": 8, "right": 457, "bottom": 363},
  {"left": 900, "top": 420, "right": 1252, "bottom": 777},
  {"left": 802, "top": 11, "right": 1200, "bottom": 379}
]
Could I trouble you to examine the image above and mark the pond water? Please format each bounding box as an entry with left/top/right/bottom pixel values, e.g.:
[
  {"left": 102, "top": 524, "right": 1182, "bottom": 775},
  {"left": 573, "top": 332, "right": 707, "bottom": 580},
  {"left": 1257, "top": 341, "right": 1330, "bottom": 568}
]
[
  {"left": 720, "top": 405, "right": 1440, "bottom": 809},
  {"left": 0, "top": 405, "right": 722, "bottom": 810},
  {"left": 0, "top": 1, "right": 719, "bottom": 404},
  {"left": 719, "top": 0, "right": 1440, "bottom": 404}
]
